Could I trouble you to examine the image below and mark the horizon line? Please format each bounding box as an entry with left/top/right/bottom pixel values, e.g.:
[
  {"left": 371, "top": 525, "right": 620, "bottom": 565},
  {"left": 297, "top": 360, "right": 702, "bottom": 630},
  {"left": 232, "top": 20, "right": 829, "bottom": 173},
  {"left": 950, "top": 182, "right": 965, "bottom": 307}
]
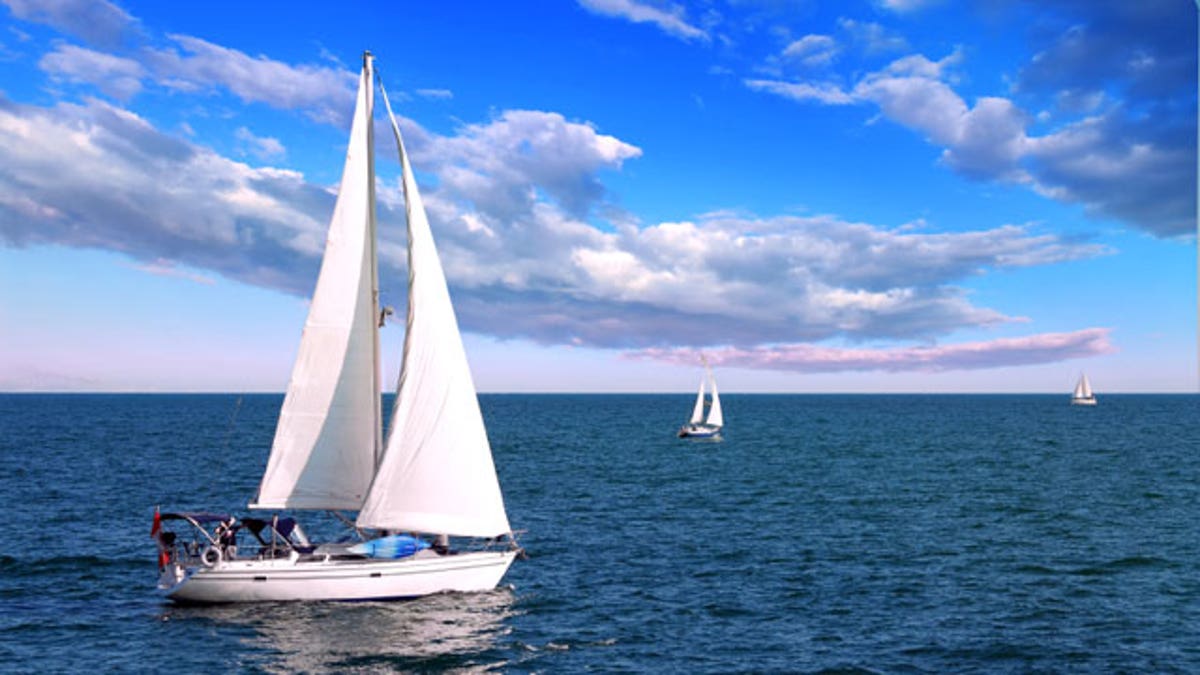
[{"left": 2, "top": 390, "right": 1195, "bottom": 396}]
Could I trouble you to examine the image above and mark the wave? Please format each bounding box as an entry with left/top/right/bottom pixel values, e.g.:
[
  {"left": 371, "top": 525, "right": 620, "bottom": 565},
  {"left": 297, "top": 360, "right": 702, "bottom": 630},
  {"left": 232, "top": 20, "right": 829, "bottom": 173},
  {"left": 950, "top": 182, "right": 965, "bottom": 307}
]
[
  {"left": 1070, "top": 556, "right": 1170, "bottom": 576},
  {"left": 0, "top": 554, "right": 150, "bottom": 577}
]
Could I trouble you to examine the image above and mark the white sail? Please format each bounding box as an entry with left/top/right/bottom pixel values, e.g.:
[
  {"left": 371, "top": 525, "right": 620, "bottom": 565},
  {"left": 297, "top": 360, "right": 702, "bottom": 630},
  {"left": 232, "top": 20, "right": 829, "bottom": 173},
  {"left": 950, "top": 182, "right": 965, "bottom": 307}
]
[
  {"left": 705, "top": 370, "right": 723, "bottom": 428},
  {"left": 251, "top": 58, "right": 380, "bottom": 510},
  {"left": 1073, "top": 374, "right": 1093, "bottom": 400},
  {"left": 689, "top": 376, "right": 705, "bottom": 424},
  {"left": 356, "top": 83, "right": 510, "bottom": 538}
]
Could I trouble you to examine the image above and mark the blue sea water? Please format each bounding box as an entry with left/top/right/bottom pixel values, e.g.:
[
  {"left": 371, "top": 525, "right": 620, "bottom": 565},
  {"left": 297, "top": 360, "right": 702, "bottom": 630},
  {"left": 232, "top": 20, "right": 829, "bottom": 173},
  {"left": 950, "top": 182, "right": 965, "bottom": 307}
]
[{"left": 1, "top": 393, "right": 1198, "bottom": 672}]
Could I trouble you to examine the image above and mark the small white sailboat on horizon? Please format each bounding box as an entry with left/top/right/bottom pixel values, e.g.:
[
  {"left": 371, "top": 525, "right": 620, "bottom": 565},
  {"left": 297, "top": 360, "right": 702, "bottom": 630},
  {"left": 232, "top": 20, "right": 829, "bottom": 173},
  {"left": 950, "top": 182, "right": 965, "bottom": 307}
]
[
  {"left": 678, "top": 360, "right": 723, "bottom": 439},
  {"left": 1071, "top": 373, "right": 1097, "bottom": 406},
  {"left": 152, "top": 52, "right": 521, "bottom": 603}
]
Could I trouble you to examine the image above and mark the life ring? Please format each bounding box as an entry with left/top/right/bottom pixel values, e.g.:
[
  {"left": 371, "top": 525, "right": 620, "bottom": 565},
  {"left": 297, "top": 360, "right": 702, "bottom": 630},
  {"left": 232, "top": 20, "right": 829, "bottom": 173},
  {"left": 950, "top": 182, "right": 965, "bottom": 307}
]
[{"left": 201, "top": 546, "right": 223, "bottom": 567}]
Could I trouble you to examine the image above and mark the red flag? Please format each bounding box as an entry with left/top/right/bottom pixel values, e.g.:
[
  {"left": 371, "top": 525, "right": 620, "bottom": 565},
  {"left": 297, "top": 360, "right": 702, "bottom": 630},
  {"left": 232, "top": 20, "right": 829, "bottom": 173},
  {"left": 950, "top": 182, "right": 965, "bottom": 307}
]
[{"left": 150, "top": 508, "right": 161, "bottom": 538}]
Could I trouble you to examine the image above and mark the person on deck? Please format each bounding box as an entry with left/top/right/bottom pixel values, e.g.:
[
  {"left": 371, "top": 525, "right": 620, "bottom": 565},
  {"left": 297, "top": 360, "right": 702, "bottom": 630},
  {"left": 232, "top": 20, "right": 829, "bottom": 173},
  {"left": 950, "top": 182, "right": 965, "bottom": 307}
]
[{"left": 217, "top": 520, "right": 238, "bottom": 559}]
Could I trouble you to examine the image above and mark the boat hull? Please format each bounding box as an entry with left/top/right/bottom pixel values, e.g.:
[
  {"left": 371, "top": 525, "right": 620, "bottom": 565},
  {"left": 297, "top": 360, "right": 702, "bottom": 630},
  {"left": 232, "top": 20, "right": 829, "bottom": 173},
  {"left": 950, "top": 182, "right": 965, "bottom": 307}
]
[
  {"left": 159, "top": 550, "right": 518, "bottom": 604},
  {"left": 678, "top": 424, "right": 721, "bottom": 438},
  {"left": 1071, "top": 397, "right": 1097, "bottom": 406}
]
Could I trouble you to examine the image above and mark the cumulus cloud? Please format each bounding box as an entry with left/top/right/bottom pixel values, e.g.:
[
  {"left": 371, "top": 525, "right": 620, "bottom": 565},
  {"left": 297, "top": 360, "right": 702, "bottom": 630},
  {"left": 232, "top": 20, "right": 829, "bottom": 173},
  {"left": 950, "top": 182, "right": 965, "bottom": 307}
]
[
  {"left": 577, "top": 0, "right": 709, "bottom": 43},
  {"left": 1, "top": 0, "right": 139, "bottom": 48},
  {"left": 235, "top": 126, "right": 286, "bottom": 161},
  {"left": 1017, "top": 0, "right": 1193, "bottom": 103},
  {"left": 747, "top": 43, "right": 1195, "bottom": 237},
  {"left": 411, "top": 109, "right": 643, "bottom": 221},
  {"left": 22, "top": 28, "right": 362, "bottom": 124},
  {"left": 512, "top": 213, "right": 1107, "bottom": 347},
  {"left": 144, "top": 35, "right": 357, "bottom": 125},
  {"left": 0, "top": 96, "right": 335, "bottom": 294},
  {"left": 629, "top": 328, "right": 1115, "bottom": 373},
  {"left": 39, "top": 42, "right": 145, "bottom": 100},
  {"left": 0, "top": 93, "right": 1109, "bottom": 358}
]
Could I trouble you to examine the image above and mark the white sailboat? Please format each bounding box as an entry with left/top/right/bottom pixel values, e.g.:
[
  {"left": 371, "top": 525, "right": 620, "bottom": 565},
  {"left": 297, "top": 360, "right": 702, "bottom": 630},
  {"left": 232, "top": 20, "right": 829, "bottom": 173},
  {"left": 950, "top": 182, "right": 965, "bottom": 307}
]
[
  {"left": 1071, "top": 373, "right": 1097, "bottom": 406},
  {"left": 678, "top": 361, "right": 723, "bottom": 438},
  {"left": 153, "top": 53, "right": 520, "bottom": 603}
]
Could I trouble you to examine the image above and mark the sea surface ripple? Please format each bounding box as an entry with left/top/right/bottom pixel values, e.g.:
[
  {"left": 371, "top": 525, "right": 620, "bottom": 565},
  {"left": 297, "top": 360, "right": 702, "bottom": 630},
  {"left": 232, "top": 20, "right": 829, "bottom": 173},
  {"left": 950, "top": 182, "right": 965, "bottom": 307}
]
[{"left": 0, "top": 393, "right": 1197, "bottom": 672}]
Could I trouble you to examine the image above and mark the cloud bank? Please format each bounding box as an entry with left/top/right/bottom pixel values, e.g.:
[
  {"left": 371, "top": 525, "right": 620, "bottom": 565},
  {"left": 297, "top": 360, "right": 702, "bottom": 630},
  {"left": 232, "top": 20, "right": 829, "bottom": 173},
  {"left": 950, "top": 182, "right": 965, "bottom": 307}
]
[
  {"left": 0, "top": 0, "right": 1130, "bottom": 376},
  {"left": 630, "top": 328, "right": 1115, "bottom": 373},
  {"left": 744, "top": 1, "right": 1196, "bottom": 238},
  {"left": 0, "top": 92, "right": 1108, "bottom": 373}
]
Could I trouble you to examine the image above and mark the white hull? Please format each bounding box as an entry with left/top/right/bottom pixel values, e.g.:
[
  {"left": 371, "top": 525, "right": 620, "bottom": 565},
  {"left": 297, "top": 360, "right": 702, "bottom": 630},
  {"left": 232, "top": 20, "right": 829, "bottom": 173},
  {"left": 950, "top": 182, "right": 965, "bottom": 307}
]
[
  {"left": 159, "top": 550, "right": 517, "bottom": 604},
  {"left": 1071, "top": 397, "right": 1097, "bottom": 406},
  {"left": 679, "top": 424, "right": 721, "bottom": 438}
]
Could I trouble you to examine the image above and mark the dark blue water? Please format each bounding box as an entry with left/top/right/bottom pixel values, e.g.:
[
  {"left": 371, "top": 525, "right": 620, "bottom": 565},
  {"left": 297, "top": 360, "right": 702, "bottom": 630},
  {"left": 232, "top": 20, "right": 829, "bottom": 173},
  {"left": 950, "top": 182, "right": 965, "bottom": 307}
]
[{"left": 1, "top": 393, "right": 1198, "bottom": 672}]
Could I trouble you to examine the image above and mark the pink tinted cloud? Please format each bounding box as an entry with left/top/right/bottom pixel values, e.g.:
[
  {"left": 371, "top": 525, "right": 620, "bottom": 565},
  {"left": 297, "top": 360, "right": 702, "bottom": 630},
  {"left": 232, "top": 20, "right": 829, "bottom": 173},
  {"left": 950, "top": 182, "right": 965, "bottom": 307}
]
[
  {"left": 629, "top": 328, "right": 1114, "bottom": 373},
  {"left": 124, "top": 258, "right": 215, "bottom": 285}
]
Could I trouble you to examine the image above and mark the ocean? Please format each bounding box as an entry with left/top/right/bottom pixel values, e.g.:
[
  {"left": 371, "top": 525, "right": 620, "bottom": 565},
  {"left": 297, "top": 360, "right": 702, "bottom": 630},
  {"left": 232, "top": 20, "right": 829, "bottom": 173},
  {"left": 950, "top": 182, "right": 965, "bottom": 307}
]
[{"left": 0, "top": 393, "right": 1197, "bottom": 672}]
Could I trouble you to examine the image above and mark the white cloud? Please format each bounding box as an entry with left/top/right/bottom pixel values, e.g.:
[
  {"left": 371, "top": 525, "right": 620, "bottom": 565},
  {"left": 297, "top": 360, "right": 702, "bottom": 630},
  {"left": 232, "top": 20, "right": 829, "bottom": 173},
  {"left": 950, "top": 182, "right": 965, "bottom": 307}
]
[
  {"left": 0, "top": 97, "right": 330, "bottom": 293},
  {"left": 39, "top": 42, "right": 145, "bottom": 100},
  {"left": 876, "top": 0, "right": 941, "bottom": 14},
  {"left": 747, "top": 47, "right": 1193, "bottom": 237},
  {"left": 1, "top": 0, "right": 138, "bottom": 47},
  {"left": 412, "top": 109, "right": 643, "bottom": 220},
  {"left": 744, "top": 79, "right": 853, "bottom": 105},
  {"left": 123, "top": 257, "right": 216, "bottom": 285},
  {"left": 577, "top": 0, "right": 709, "bottom": 43},
  {"left": 415, "top": 88, "right": 453, "bottom": 100},
  {"left": 234, "top": 126, "right": 286, "bottom": 160},
  {"left": 782, "top": 34, "right": 838, "bottom": 68},
  {"left": 144, "top": 35, "right": 357, "bottom": 125},
  {"left": 0, "top": 94, "right": 1108, "bottom": 355},
  {"left": 629, "top": 328, "right": 1115, "bottom": 373},
  {"left": 837, "top": 18, "right": 908, "bottom": 54}
]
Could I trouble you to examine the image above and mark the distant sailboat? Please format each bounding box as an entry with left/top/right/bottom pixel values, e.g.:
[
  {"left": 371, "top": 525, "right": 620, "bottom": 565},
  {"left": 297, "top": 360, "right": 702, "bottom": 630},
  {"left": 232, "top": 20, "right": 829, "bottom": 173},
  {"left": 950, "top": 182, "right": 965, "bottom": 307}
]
[
  {"left": 1071, "top": 373, "right": 1097, "bottom": 406},
  {"left": 151, "top": 52, "right": 521, "bottom": 603},
  {"left": 679, "top": 361, "right": 723, "bottom": 438}
]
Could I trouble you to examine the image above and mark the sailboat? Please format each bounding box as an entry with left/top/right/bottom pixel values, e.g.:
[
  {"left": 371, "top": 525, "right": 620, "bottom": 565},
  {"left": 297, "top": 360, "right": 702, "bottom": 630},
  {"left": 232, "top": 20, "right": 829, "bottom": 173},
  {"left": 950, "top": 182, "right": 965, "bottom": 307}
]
[
  {"left": 152, "top": 53, "right": 520, "bottom": 603},
  {"left": 678, "top": 361, "right": 723, "bottom": 438},
  {"left": 1071, "top": 373, "right": 1097, "bottom": 406}
]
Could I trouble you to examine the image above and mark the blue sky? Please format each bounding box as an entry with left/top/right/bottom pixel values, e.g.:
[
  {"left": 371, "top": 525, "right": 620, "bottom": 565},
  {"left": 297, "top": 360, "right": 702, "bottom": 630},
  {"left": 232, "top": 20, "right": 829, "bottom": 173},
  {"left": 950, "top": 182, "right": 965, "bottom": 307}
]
[{"left": 0, "top": 0, "right": 1195, "bottom": 393}]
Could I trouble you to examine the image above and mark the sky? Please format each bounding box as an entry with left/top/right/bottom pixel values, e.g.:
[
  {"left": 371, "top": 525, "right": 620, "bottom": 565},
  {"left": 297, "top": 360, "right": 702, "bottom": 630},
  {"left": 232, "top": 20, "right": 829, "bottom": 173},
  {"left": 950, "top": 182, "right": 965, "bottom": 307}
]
[{"left": 0, "top": 0, "right": 1195, "bottom": 393}]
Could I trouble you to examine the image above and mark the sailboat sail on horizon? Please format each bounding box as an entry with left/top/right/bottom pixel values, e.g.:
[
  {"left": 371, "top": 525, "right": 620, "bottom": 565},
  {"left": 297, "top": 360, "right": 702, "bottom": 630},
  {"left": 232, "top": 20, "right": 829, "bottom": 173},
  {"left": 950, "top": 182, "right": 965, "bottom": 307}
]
[
  {"left": 1071, "top": 373, "right": 1097, "bottom": 406},
  {"left": 679, "top": 360, "right": 723, "bottom": 438},
  {"left": 152, "top": 52, "right": 521, "bottom": 603}
]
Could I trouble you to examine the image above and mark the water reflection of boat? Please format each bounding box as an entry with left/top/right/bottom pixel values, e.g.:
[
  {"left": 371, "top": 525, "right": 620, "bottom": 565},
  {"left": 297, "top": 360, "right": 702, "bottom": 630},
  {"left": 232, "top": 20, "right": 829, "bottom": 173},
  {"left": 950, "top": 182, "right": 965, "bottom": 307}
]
[{"left": 163, "top": 588, "right": 517, "bottom": 672}]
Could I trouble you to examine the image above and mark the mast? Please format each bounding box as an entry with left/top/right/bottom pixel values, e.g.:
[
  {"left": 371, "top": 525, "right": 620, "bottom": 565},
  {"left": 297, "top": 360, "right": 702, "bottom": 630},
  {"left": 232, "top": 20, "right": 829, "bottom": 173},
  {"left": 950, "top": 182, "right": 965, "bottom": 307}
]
[{"left": 365, "top": 51, "right": 382, "bottom": 470}]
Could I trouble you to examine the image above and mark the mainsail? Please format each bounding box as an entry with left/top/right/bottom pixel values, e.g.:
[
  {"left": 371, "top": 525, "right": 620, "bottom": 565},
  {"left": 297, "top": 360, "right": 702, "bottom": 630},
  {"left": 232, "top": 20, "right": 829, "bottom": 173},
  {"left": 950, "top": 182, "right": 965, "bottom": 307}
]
[
  {"left": 355, "top": 82, "right": 511, "bottom": 538},
  {"left": 1073, "top": 374, "right": 1093, "bottom": 400},
  {"left": 251, "top": 56, "right": 380, "bottom": 511}
]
